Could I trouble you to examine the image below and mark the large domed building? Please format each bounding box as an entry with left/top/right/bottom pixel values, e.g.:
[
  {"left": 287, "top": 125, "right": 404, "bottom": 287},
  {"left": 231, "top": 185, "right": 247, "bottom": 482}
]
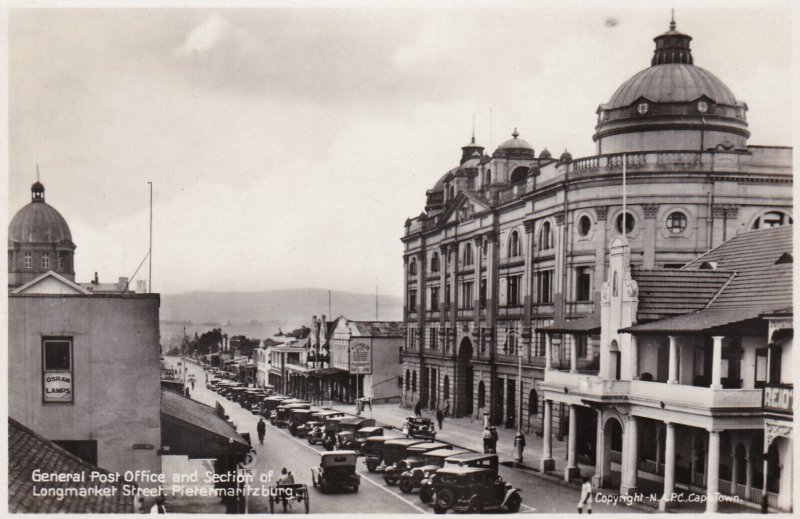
[
  {"left": 8, "top": 181, "right": 76, "bottom": 288},
  {"left": 400, "top": 17, "right": 792, "bottom": 510}
]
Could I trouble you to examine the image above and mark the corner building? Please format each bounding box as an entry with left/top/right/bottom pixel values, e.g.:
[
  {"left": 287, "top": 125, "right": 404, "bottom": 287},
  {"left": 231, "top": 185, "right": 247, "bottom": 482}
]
[{"left": 400, "top": 20, "right": 792, "bottom": 441}]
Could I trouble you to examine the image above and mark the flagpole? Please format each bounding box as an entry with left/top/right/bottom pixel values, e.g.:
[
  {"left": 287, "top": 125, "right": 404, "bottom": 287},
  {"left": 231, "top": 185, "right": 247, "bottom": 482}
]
[{"left": 622, "top": 155, "right": 627, "bottom": 235}]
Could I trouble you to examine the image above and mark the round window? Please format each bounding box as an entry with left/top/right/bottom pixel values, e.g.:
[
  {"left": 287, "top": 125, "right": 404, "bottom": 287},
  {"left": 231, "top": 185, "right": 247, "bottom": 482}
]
[
  {"left": 578, "top": 215, "right": 592, "bottom": 236},
  {"left": 616, "top": 212, "right": 635, "bottom": 234},
  {"left": 637, "top": 102, "right": 649, "bottom": 114},
  {"left": 697, "top": 101, "right": 709, "bottom": 113},
  {"left": 666, "top": 212, "right": 687, "bottom": 233}
]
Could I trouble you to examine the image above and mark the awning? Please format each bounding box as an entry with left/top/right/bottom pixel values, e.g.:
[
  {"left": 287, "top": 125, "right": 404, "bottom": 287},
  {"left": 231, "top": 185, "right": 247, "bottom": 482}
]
[
  {"left": 539, "top": 314, "right": 600, "bottom": 334},
  {"left": 160, "top": 389, "right": 250, "bottom": 459},
  {"left": 309, "top": 367, "right": 348, "bottom": 378},
  {"left": 620, "top": 307, "right": 771, "bottom": 335}
]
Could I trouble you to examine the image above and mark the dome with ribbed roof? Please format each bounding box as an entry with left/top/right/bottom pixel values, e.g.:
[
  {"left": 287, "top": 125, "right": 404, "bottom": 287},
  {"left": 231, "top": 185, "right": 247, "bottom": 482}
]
[
  {"left": 9, "top": 183, "right": 73, "bottom": 244},
  {"left": 608, "top": 64, "right": 737, "bottom": 108}
]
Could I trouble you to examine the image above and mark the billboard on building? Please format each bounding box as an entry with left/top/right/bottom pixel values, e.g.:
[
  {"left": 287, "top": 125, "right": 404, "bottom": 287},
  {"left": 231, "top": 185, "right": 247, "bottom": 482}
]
[{"left": 349, "top": 339, "right": 372, "bottom": 375}]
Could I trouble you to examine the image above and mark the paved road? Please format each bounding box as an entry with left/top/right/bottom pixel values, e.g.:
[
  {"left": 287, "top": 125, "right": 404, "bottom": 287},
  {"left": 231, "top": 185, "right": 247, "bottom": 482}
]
[{"left": 175, "top": 358, "right": 644, "bottom": 514}]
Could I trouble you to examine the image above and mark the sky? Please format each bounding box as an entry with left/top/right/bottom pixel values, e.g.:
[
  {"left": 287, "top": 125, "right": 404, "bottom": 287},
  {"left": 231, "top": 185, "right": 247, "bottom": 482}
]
[{"left": 6, "top": 3, "right": 794, "bottom": 296}]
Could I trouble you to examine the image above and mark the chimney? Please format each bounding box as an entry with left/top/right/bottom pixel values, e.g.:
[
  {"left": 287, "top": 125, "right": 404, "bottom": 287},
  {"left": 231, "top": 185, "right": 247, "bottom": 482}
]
[
  {"left": 93, "top": 272, "right": 99, "bottom": 284},
  {"left": 136, "top": 280, "right": 147, "bottom": 293}
]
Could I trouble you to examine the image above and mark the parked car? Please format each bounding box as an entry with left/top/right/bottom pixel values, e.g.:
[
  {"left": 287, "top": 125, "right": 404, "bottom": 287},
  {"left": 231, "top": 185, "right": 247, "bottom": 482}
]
[
  {"left": 419, "top": 453, "right": 499, "bottom": 504},
  {"left": 273, "top": 403, "right": 311, "bottom": 427},
  {"left": 303, "top": 421, "right": 326, "bottom": 443},
  {"left": 383, "top": 441, "right": 451, "bottom": 485},
  {"left": 362, "top": 436, "right": 394, "bottom": 473},
  {"left": 398, "top": 447, "right": 469, "bottom": 495},
  {"left": 374, "top": 439, "right": 425, "bottom": 475},
  {"left": 350, "top": 426, "right": 386, "bottom": 453},
  {"left": 406, "top": 417, "right": 436, "bottom": 441},
  {"left": 311, "top": 451, "right": 361, "bottom": 493},
  {"left": 289, "top": 409, "right": 317, "bottom": 436},
  {"left": 334, "top": 418, "right": 376, "bottom": 449},
  {"left": 261, "top": 395, "right": 288, "bottom": 418},
  {"left": 430, "top": 466, "right": 522, "bottom": 514}
]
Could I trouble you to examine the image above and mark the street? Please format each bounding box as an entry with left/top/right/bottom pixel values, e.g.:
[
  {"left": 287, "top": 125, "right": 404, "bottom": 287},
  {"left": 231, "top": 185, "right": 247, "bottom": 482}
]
[{"left": 172, "top": 358, "right": 643, "bottom": 514}]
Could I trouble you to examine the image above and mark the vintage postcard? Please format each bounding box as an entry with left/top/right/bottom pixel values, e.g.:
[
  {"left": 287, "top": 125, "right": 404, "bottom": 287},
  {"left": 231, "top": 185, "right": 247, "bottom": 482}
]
[{"left": 4, "top": 1, "right": 795, "bottom": 515}]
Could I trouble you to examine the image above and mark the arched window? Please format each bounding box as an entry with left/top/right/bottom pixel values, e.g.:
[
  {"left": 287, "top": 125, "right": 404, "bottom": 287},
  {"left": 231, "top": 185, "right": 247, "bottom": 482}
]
[
  {"left": 578, "top": 215, "right": 592, "bottom": 236},
  {"left": 405, "top": 369, "right": 410, "bottom": 391},
  {"left": 752, "top": 211, "right": 793, "bottom": 229},
  {"left": 409, "top": 257, "right": 417, "bottom": 276},
  {"left": 412, "top": 371, "right": 417, "bottom": 392},
  {"left": 463, "top": 242, "right": 473, "bottom": 266},
  {"left": 431, "top": 252, "right": 440, "bottom": 273},
  {"left": 485, "top": 169, "right": 492, "bottom": 186},
  {"left": 505, "top": 329, "right": 518, "bottom": 355},
  {"left": 538, "top": 221, "right": 553, "bottom": 250},
  {"left": 528, "top": 389, "right": 538, "bottom": 416},
  {"left": 443, "top": 375, "right": 450, "bottom": 401},
  {"left": 477, "top": 381, "right": 486, "bottom": 409},
  {"left": 508, "top": 231, "right": 520, "bottom": 258}
]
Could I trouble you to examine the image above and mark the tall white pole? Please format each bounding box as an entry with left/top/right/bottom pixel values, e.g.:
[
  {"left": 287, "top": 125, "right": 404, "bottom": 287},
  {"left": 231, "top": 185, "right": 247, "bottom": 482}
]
[
  {"left": 518, "top": 337, "right": 523, "bottom": 433},
  {"left": 622, "top": 155, "right": 626, "bottom": 235},
  {"left": 148, "top": 181, "right": 153, "bottom": 293}
]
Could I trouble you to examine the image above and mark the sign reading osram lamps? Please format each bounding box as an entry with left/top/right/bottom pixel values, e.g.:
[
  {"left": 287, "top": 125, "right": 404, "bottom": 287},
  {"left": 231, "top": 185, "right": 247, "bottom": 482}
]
[
  {"left": 349, "top": 340, "right": 372, "bottom": 375},
  {"left": 44, "top": 372, "right": 73, "bottom": 402}
]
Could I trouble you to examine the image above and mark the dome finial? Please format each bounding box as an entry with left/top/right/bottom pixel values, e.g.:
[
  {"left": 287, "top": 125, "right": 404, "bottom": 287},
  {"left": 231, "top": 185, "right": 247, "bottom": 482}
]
[
  {"left": 471, "top": 114, "right": 476, "bottom": 143},
  {"left": 512, "top": 127, "right": 519, "bottom": 139},
  {"left": 670, "top": 8, "right": 676, "bottom": 30},
  {"left": 31, "top": 166, "right": 45, "bottom": 203}
]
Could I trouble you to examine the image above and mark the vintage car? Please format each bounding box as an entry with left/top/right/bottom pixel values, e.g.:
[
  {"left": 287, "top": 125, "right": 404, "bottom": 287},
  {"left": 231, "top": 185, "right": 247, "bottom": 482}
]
[
  {"left": 311, "top": 451, "right": 361, "bottom": 493},
  {"left": 273, "top": 403, "right": 311, "bottom": 427},
  {"left": 372, "top": 438, "right": 425, "bottom": 474},
  {"left": 430, "top": 466, "right": 522, "bottom": 514},
  {"left": 261, "top": 395, "right": 289, "bottom": 418},
  {"left": 362, "top": 436, "right": 395, "bottom": 472},
  {"left": 334, "top": 418, "right": 376, "bottom": 450},
  {"left": 350, "top": 426, "right": 385, "bottom": 452},
  {"left": 288, "top": 409, "right": 317, "bottom": 436},
  {"left": 382, "top": 441, "right": 451, "bottom": 485},
  {"left": 303, "top": 421, "right": 326, "bottom": 443},
  {"left": 406, "top": 416, "right": 437, "bottom": 441},
  {"left": 419, "top": 453, "right": 499, "bottom": 503},
  {"left": 398, "top": 448, "right": 469, "bottom": 495}
]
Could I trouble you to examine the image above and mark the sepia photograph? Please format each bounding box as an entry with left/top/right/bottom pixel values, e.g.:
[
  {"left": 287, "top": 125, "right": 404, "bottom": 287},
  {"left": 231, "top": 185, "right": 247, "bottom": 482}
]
[{"left": 4, "top": 1, "right": 795, "bottom": 515}]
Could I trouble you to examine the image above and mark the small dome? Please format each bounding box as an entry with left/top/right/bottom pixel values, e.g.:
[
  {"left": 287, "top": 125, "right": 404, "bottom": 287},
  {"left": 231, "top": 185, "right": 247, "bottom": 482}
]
[
  {"left": 608, "top": 64, "right": 737, "bottom": 108},
  {"left": 497, "top": 128, "right": 533, "bottom": 151},
  {"left": 539, "top": 148, "right": 552, "bottom": 159},
  {"left": 8, "top": 183, "right": 73, "bottom": 244},
  {"left": 559, "top": 149, "right": 573, "bottom": 162}
]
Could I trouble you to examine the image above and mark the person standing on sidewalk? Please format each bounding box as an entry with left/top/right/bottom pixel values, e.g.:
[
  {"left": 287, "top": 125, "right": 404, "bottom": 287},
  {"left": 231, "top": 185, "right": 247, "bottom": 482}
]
[
  {"left": 577, "top": 477, "right": 593, "bottom": 514},
  {"left": 414, "top": 399, "right": 422, "bottom": 417},
  {"left": 483, "top": 427, "right": 492, "bottom": 453},
  {"left": 435, "top": 408, "right": 444, "bottom": 430},
  {"left": 489, "top": 426, "right": 498, "bottom": 453},
  {"left": 513, "top": 431, "right": 526, "bottom": 465}
]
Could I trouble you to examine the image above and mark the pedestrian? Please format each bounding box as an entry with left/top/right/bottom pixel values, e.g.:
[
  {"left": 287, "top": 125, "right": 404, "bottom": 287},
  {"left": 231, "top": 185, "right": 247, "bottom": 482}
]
[
  {"left": 513, "top": 431, "right": 526, "bottom": 465},
  {"left": 367, "top": 397, "right": 372, "bottom": 412},
  {"left": 191, "top": 379, "right": 195, "bottom": 390},
  {"left": 414, "top": 399, "right": 422, "bottom": 417},
  {"left": 149, "top": 494, "right": 166, "bottom": 514},
  {"left": 577, "top": 477, "right": 593, "bottom": 514},
  {"left": 490, "top": 426, "right": 498, "bottom": 454},
  {"left": 482, "top": 427, "right": 492, "bottom": 453},
  {"left": 436, "top": 408, "right": 444, "bottom": 430},
  {"left": 402, "top": 418, "right": 410, "bottom": 438},
  {"left": 257, "top": 418, "right": 266, "bottom": 445},
  {"left": 443, "top": 400, "right": 451, "bottom": 417}
]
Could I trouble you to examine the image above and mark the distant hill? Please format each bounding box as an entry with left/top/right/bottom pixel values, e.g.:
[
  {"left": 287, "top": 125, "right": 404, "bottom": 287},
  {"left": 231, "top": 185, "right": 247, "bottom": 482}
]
[{"left": 160, "top": 288, "right": 403, "bottom": 343}]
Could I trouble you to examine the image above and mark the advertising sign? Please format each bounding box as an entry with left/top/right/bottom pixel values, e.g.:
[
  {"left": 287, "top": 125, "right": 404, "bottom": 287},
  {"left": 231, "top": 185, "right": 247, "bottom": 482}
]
[
  {"left": 44, "top": 372, "right": 73, "bottom": 402},
  {"left": 349, "top": 340, "right": 372, "bottom": 375}
]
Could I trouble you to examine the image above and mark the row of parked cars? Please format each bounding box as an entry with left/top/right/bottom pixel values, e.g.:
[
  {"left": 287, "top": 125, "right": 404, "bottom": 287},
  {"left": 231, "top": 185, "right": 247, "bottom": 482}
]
[{"left": 204, "top": 375, "right": 522, "bottom": 514}]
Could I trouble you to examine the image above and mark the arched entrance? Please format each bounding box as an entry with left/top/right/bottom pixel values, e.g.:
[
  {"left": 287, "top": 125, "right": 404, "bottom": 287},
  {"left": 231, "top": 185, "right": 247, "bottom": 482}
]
[
  {"left": 527, "top": 389, "right": 537, "bottom": 432},
  {"left": 456, "top": 338, "right": 474, "bottom": 417},
  {"left": 477, "top": 380, "right": 485, "bottom": 410},
  {"left": 597, "top": 415, "right": 624, "bottom": 489}
]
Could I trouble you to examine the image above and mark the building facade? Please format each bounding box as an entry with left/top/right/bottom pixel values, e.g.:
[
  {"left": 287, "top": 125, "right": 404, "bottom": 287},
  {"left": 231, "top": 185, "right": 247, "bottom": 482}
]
[
  {"left": 400, "top": 18, "right": 793, "bottom": 442},
  {"left": 540, "top": 227, "right": 792, "bottom": 511},
  {"left": 8, "top": 182, "right": 162, "bottom": 481}
]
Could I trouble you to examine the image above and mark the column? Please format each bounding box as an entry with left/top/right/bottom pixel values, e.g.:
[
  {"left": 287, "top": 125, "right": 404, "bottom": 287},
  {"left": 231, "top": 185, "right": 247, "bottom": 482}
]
[
  {"left": 540, "top": 400, "right": 555, "bottom": 472},
  {"left": 439, "top": 245, "right": 447, "bottom": 350},
  {"left": 744, "top": 449, "right": 753, "bottom": 500},
  {"left": 642, "top": 204, "right": 658, "bottom": 269},
  {"left": 545, "top": 334, "right": 552, "bottom": 370},
  {"left": 523, "top": 219, "right": 536, "bottom": 363},
  {"left": 668, "top": 335, "right": 679, "bottom": 384},
  {"left": 711, "top": 336, "right": 723, "bottom": 390},
  {"left": 659, "top": 422, "right": 676, "bottom": 511},
  {"left": 569, "top": 334, "right": 577, "bottom": 373},
  {"left": 629, "top": 334, "right": 638, "bottom": 379},
  {"left": 564, "top": 405, "right": 580, "bottom": 481},
  {"left": 655, "top": 424, "right": 663, "bottom": 474},
  {"left": 706, "top": 430, "right": 721, "bottom": 512},
  {"left": 593, "top": 206, "right": 608, "bottom": 312},
  {"left": 621, "top": 415, "right": 639, "bottom": 495},
  {"left": 593, "top": 410, "right": 611, "bottom": 489}
]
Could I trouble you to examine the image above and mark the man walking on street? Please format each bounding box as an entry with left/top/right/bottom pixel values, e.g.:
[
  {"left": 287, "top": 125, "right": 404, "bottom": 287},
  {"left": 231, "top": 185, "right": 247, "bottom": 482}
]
[
  {"left": 577, "top": 477, "right": 593, "bottom": 514},
  {"left": 513, "top": 431, "right": 526, "bottom": 466},
  {"left": 490, "top": 426, "right": 498, "bottom": 454},
  {"left": 257, "top": 418, "right": 266, "bottom": 445},
  {"left": 436, "top": 408, "right": 444, "bottom": 430},
  {"left": 414, "top": 399, "right": 422, "bottom": 417},
  {"left": 483, "top": 427, "right": 492, "bottom": 453}
]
